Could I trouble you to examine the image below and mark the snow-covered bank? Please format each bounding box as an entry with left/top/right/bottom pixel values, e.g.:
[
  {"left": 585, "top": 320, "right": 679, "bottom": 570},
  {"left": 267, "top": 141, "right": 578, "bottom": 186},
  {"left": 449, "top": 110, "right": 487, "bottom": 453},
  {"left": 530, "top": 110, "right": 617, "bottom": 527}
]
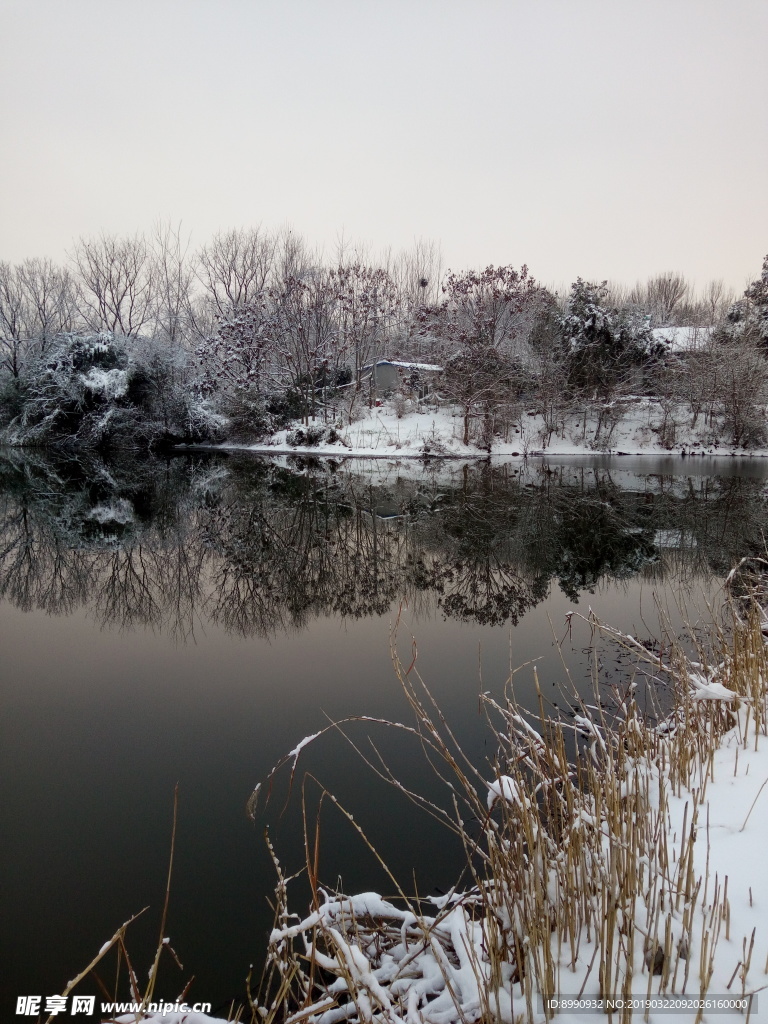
[
  {"left": 187, "top": 397, "right": 768, "bottom": 461},
  {"left": 251, "top": 609, "right": 768, "bottom": 1024}
]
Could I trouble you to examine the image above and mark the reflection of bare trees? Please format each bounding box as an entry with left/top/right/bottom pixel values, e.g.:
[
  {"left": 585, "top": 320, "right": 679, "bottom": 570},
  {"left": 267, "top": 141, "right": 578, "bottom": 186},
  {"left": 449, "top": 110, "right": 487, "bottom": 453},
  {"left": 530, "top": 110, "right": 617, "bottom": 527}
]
[
  {"left": 1, "top": 453, "right": 768, "bottom": 640},
  {"left": 435, "top": 558, "right": 537, "bottom": 626},
  {"left": 205, "top": 482, "right": 404, "bottom": 634},
  {"left": 0, "top": 501, "right": 95, "bottom": 613},
  {"left": 89, "top": 542, "right": 208, "bottom": 641}
]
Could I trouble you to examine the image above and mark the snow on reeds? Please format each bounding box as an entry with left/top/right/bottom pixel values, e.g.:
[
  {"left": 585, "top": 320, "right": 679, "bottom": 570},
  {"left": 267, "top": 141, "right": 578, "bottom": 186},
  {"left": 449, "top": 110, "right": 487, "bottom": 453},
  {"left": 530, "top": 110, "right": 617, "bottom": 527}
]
[{"left": 252, "top": 598, "right": 768, "bottom": 1024}]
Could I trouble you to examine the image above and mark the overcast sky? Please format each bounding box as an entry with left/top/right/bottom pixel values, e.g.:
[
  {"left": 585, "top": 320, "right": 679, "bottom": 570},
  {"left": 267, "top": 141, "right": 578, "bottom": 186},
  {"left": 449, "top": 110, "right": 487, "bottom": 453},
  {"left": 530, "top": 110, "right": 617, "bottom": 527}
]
[{"left": 1, "top": 0, "right": 766, "bottom": 291}]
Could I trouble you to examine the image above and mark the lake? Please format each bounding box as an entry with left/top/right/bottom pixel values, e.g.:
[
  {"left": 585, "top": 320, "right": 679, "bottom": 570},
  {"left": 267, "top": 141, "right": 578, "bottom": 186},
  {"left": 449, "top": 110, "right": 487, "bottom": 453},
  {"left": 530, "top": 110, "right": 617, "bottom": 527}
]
[{"left": 2, "top": 450, "right": 767, "bottom": 1018}]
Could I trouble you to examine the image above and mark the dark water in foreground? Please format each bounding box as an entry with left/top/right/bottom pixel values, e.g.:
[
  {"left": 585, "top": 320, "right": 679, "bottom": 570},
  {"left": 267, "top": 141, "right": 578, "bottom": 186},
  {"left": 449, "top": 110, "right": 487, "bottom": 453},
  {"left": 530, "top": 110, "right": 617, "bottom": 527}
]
[{"left": 2, "top": 450, "right": 767, "bottom": 1017}]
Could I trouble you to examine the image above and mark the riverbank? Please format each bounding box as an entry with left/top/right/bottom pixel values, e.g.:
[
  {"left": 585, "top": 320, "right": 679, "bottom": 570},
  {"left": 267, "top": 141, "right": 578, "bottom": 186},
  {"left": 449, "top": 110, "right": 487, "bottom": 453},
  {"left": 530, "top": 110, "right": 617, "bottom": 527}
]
[{"left": 184, "top": 397, "right": 768, "bottom": 461}]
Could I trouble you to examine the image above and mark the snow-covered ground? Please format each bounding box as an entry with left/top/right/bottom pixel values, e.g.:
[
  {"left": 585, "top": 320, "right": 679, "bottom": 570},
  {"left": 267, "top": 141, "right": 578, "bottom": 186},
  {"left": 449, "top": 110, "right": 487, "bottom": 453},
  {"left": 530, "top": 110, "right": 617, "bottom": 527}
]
[{"left": 196, "top": 396, "right": 768, "bottom": 462}]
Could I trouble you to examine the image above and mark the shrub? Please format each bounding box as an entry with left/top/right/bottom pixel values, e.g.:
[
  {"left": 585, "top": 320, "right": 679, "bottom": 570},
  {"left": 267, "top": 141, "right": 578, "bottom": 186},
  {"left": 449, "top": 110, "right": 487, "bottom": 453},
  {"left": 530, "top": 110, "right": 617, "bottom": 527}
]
[
  {"left": 5, "top": 332, "right": 224, "bottom": 452},
  {"left": 266, "top": 388, "right": 306, "bottom": 428},
  {"left": 286, "top": 425, "right": 326, "bottom": 447},
  {"left": 0, "top": 372, "right": 26, "bottom": 427},
  {"left": 222, "top": 386, "right": 275, "bottom": 440},
  {"left": 285, "top": 425, "right": 341, "bottom": 447}
]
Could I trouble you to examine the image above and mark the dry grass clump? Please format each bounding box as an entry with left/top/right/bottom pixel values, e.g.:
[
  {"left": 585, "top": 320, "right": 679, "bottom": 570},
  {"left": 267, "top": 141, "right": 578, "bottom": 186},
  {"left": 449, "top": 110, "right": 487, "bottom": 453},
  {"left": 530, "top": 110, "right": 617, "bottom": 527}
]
[{"left": 251, "top": 599, "right": 768, "bottom": 1024}]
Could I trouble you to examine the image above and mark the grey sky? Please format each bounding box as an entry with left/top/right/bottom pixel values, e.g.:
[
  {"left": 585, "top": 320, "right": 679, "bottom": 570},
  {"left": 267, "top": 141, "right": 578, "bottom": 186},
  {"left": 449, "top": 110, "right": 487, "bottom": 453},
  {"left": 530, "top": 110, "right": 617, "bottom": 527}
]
[{"left": 1, "top": 0, "right": 765, "bottom": 290}]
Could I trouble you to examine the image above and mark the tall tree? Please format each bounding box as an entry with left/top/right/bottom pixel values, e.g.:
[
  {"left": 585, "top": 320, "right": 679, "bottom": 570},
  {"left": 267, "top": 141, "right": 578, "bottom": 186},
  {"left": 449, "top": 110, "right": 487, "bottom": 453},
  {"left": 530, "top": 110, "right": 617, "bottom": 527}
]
[
  {"left": 151, "top": 221, "right": 196, "bottom": 347},
  {"left": 0, "top": 262, "right": 27, "bottom": 378},
  {"left": 71, "top": 233, "right": 155, "bottom": 336},
  {"left": 419, "top": 264, "right": 538, "bottom": 355},
  {"left": 744, "top": 254, "right": 768, "bottom": 345},
  {"left": 196, "top": 227, "right": 277, "bottom": 317}
]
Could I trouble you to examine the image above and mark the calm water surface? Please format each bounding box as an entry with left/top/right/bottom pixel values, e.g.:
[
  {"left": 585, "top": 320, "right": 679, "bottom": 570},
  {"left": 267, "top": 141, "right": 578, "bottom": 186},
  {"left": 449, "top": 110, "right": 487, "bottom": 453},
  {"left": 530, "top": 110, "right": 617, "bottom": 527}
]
[{"left": 2, "top": 450, "right": 767, "bottom": 1016}]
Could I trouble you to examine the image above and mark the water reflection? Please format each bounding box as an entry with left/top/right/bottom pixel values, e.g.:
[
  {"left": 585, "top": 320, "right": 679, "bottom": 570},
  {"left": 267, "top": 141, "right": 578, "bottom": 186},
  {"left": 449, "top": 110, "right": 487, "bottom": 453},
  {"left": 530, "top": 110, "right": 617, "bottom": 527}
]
[
  {"left": 3, "top": 449, "right": 768, "bottom": 1015},
  {"left": 2, "top": 450, "right": 768, "bottom": 638}
]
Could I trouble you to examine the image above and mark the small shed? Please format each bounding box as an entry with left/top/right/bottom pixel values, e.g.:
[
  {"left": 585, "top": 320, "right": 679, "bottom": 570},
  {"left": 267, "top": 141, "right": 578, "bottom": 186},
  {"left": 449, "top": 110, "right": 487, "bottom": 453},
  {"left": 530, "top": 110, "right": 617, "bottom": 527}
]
[{"left": 365, "top": 360, "right": 443, "bottom": 397}]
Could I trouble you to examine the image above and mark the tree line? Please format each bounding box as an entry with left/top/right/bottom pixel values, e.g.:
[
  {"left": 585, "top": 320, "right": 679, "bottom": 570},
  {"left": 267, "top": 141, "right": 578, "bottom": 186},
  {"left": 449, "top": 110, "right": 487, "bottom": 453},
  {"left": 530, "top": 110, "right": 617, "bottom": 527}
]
[{"left": 1, "top": 224, "right": 766, "bottom": 451}]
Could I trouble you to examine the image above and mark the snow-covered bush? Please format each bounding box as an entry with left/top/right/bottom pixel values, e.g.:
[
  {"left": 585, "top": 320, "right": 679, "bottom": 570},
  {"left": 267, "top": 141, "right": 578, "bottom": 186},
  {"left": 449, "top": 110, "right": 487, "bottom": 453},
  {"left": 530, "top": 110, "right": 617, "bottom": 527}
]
[
  {"left": 714, "top": 256, "right": 768, "bottom": 349},
  {"left": 5, "top": 332, "right": 224, "bottom": 451},
  {"left": 221, "top": 385, "right": 276, "bottom": 440},
  {"left": 561, "top": 279, "right": 662, "bottom": 399},
  {"left": 286, "top": 424, "right": 340, "bottom": 447},
  {"left": 745, "top": 253, "right": 768, "bottom": 345}
]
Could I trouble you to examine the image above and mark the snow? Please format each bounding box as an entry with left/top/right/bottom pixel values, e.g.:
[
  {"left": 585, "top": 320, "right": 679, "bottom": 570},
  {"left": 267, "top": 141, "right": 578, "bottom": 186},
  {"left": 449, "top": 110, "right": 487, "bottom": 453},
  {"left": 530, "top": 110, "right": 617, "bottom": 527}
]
[
  {"left": 487, "top": 774, "right": 531, "bottom": 810},
  {"left": 203, "top": 392, "right": 768, "bottom": 462},
  {"left": 82, "top": 367, "right": 129, "bottom": 401},
  {"left": 286, "top": 731, "right": 323, "bottom": 761},
  {"left": 651, "top": 325, "right": 714, "bottom": 352},
  {"left": 85, "top": 498, "right": 135, "bottom": 525},
  {"left": 687, "top": 670, "right": 737, "bottom": 702},
  {"left": 386, "top": 360, "right": 443, "bottom": 371}
]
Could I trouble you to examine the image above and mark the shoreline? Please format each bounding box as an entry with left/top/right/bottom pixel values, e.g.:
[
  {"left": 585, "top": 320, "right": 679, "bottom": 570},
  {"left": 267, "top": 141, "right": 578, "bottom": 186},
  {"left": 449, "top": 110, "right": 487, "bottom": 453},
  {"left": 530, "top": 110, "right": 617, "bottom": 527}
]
[{"left": 176, "top": 441, "right": 768, "bottom": 460}]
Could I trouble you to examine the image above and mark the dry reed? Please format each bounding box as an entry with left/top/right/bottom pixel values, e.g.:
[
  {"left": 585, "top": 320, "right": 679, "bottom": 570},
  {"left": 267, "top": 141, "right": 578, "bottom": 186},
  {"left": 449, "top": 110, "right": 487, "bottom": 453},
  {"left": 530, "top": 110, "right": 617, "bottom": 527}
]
[{"left": 252, "top": 594, "right": 768, "bottom": 1024}]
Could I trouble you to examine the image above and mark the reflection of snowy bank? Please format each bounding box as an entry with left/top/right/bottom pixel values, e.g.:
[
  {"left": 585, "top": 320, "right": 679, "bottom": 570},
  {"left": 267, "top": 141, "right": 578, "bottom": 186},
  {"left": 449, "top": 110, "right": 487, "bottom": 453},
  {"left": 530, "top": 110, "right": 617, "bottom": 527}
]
[{"left": 85, "top": 498, "right": 135, "bottom": 525}]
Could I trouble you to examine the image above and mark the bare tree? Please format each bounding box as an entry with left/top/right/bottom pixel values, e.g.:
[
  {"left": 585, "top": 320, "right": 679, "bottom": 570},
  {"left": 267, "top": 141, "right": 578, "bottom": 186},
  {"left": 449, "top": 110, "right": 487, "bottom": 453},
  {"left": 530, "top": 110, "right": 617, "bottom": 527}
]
[
  {"left": 273, "top": 226, "right": 312, "bottom": 288},
  {"left": 71, "top": 232, "right": 155, "bottom": 336},
  {"left": 335, "top": 263, "right": 399, "bottom": 382},
  {"left": 0, "top": 258, "right": 78, "bottom": 378},
  {"left": 701, "top": 279, "right": 734, "bottom": 324},
  {"left": 418, "top": 265, "right": 539, "bottom": 367},
  {"left": 719, "top": 339, "right": 768, "bottom": 446},
  {"left": 391, "top": 238, "right": 444, "bottom": 309},
  {"left": 442, "top": 345, "right": 513, "bottom": 448},
  {"left": 273, "top": 269, "right": 340, "bottom": 423},
  {"left": 151, "top": 220, "right": 196, "bottom": 347},
  {"left": 645, "top": 272, "right": 689, "bottom": 325},
  {"left": 0, "top": 262, "right": 27, "bottom": 378},
  {"left": 527, "top": 291, "right": 570, "bottom": 444},
  {"left": 195, "top": 226, "right": 278, "bottom": 317},
  {"left": 17, "top": 258, "right": 79, "bottom": 350}
]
